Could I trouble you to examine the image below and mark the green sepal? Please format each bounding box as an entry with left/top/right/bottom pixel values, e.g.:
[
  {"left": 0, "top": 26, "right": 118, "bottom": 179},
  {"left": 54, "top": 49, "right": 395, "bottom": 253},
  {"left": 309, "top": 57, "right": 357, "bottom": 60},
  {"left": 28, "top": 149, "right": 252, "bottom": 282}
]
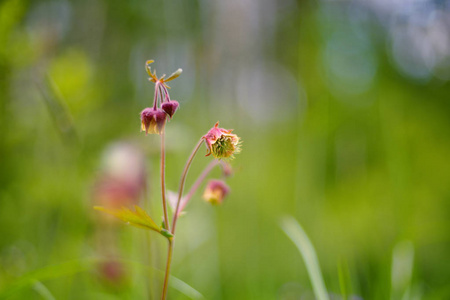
[{"left": 160, "top": 229, "right": 174, "bottom": 238}]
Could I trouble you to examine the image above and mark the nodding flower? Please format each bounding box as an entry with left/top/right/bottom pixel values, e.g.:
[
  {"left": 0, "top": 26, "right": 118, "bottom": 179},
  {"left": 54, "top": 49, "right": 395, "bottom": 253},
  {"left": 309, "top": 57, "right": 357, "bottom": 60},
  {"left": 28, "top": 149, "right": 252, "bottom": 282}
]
[
  {"left": 203, "top": 179, "right": 230, "bottom": 205},
  {"left": 140, "top": 107, "right": 167, "bottom": 135},
  {"left": 203, "top": 122, "right": 241, "bottom": 159},
  {"left": 161, "top": 100, "right": 179, "bottom": 119},
  {"left": 140, "top": 60, "right": 182, "bottom": 134}
]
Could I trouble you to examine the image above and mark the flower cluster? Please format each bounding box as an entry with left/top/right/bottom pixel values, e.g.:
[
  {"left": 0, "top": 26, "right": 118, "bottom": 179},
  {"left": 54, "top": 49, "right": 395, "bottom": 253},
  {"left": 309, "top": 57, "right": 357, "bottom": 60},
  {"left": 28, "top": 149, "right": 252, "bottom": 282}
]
[
  {"left": 96, "top": 59, "right": 242, "bottom": 300},
  {"left": 140, "top": 60, "right": 181, "bottom": 135}
]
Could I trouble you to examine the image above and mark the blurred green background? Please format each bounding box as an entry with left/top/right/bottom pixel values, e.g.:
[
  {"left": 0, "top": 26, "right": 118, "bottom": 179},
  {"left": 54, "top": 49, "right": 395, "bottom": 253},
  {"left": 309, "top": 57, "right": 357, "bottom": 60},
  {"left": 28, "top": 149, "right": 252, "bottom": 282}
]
[{"left": 1, "top": 0, "right": 450, "bottom": 299}]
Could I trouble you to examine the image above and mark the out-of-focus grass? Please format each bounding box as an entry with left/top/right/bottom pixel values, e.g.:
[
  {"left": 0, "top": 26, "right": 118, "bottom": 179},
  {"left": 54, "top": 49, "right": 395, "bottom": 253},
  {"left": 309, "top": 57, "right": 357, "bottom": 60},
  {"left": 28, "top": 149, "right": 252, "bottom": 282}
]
[{"left": 281, "top": 216, "right": 329, "bottom": 300}]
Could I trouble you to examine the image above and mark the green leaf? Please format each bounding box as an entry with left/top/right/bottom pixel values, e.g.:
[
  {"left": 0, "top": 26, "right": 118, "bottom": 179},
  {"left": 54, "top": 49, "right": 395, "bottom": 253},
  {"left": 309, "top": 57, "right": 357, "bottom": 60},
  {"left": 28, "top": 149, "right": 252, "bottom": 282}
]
[{"left": 94, "top": 205, "right": 160, "bottom": 232}]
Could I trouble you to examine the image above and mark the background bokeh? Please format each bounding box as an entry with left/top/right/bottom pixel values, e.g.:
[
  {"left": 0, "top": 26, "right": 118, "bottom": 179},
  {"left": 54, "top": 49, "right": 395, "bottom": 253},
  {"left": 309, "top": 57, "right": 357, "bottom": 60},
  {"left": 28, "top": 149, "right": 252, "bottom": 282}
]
[{"left": 1, "top": 0, "right": 450, "bottom": 299}]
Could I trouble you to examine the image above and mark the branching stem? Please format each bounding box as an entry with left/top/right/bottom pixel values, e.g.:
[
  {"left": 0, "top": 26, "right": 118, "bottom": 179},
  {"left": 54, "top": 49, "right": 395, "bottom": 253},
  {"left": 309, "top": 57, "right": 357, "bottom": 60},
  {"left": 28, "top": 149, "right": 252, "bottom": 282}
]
[
  {"left": 176, "top": 159, "right": 220, "bottom": 216},
  {"left": 171, "top": 138, "right": 205, "bottom": 234}
]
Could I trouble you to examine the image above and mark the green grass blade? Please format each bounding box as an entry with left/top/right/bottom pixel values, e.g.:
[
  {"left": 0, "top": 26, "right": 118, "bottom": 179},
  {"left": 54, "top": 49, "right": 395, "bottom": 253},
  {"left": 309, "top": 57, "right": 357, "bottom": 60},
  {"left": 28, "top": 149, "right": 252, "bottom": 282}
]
[
  {"left": 391, "top": 240, "right": 414, "bottom": 300},
  {"left": 32, "top": 281, "right": 56, "bottom": 300},
  {"left": 337, "top": 258, "right": 353, "bottom": 300},
  {"left": 119, "top": 259, "right": 205, "bottom": 299},
  {"left": 169, "top": 275, "right": 206, "bottom": 300},
  {"left": 280, "top": 216, "right": 329, "bottom": 300},
  {"left": 337, "top": 260, "right": 347, "bottom": 299}
]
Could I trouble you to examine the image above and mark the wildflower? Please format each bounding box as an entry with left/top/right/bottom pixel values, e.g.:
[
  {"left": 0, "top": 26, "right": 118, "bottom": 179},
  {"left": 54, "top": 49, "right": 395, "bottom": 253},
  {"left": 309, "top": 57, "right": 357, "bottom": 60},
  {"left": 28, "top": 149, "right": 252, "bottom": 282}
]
[
  {"left": 140, "top": 60, "right": 183, "bottom": 134},
  {"left": 203, "top": 122, "right": 241, "bottom": 159},
  {"left": 140, "top": 107, "right": 167, "bottom": 135},
  {"left": 203, "top": 179, "right": 230, "bottom": 205}
]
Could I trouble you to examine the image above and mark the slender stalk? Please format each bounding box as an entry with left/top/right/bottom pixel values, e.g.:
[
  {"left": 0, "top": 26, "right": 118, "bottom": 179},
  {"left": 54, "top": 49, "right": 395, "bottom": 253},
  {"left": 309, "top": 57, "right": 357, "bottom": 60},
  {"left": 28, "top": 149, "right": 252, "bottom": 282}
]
[
  {"left": 160, "top": 138, "right": 204, "bottom": 299},
  {"left": 153, "top": 82, "right": 160, "bottom": 109},
  {"left": 176, "top": 159, "right": 219, "bottom": 215},
  {"left": 161, "top": 84, "right": 170, "bottom": 102},
  {"left": 159, "top": 85, "right": 166, "bottom": 104},
  {"left": 160, "top": 129, "right": 169, "bottom": 231},
  {"left": 171, "top": 138, "right": 205, "bottom": 234},
  {"left": 161, "top": 239, "right": 173, "bottom": 300}
]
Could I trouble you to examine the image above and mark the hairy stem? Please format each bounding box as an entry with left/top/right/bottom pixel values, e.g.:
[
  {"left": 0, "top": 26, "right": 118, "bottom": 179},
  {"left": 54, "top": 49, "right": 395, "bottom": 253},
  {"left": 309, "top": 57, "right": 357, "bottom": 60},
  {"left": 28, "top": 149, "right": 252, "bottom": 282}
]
[
  {"left": 172, "top": 138, "right": 205, "bottom": 234},
  {"left": 160, "top": 129, "right": 170, "bottom": 231},
  {"left": 161, "top": 84, "right": 171, "bottom": 102}
]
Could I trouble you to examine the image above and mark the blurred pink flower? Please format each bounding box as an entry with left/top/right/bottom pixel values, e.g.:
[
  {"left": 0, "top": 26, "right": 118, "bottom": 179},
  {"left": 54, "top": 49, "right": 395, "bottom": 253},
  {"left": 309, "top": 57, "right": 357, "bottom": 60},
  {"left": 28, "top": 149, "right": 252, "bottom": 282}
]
[{"left": 203, "top": 179, "right": 230, "bottom": 205}]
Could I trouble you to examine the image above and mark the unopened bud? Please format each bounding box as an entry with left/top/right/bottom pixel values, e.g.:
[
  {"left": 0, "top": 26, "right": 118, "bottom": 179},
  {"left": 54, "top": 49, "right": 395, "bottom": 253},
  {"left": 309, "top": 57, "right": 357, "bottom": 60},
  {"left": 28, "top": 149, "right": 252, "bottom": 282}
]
[{"left": 161, "top": 100, "right": 179, "bottom": 118}]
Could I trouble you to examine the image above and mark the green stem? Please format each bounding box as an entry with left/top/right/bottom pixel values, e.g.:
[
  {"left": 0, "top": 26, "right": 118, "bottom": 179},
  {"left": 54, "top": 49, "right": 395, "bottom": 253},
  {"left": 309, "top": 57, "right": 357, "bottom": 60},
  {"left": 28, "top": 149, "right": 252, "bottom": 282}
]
[
  {"left": 171, "top": 138, "right": 205, "bottom": 234},
  {"left": 161, "top": 239, "right": 173, "bottom": 300}
]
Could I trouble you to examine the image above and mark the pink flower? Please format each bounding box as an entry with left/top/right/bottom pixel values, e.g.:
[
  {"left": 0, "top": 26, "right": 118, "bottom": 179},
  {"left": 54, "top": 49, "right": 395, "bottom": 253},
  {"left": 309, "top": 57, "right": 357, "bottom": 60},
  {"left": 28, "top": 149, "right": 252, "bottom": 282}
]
[
  {"left": 203, "top": 122, "right": 241, "bottom": 159},
  {"left": 203, "top": 179, "right": 230, "bottom": 205}
]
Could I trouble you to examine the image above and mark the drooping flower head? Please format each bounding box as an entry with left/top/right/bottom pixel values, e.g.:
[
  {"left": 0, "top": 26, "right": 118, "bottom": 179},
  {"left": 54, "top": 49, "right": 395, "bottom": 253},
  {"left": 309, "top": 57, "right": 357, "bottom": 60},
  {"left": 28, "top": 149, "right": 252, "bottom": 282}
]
[
  {"left": 140, "top": 107, "right": 167, "bottom": 135},
  {"left": 203, "top": 179, "right": 230, "bottom": 205},
  {"left": 140, "top": 60, "right": 182, "bottom": 135},
  {"left": 203, "top": 122, "right": 241, "bottom": 159}
]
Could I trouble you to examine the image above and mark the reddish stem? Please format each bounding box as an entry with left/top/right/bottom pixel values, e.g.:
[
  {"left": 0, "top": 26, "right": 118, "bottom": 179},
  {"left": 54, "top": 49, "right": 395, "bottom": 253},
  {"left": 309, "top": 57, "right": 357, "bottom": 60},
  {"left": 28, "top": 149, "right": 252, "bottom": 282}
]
[
  {"left": 161, "top": 84, "right": 171, "bottom": 102},
  {"left": 176, "top": 159, "right": 220, "bottom": 216},
  {"left": 153, "top": 81, "right": 160, "bottom": 109},
  {"left": 171, "top": 138, "right": 205, "bottom": 234},
  {"left": 160, "top": 129, "right": 170, "bottom": 231}
]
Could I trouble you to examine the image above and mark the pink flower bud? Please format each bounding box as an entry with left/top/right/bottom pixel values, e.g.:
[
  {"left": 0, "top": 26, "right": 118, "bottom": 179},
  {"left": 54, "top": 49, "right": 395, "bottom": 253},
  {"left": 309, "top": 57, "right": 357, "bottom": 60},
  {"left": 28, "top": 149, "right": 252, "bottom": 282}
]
[
  {"left": 161, "top": 100, "right": 179, "bottom": 118},
  {"left": 140, "top": 107, "right": 167, "bottom": 135},
  {"left": 203, "top": 122, "right": 241, "bottom": 159},
  {"left": 202, "top": 179, "right": 230, "bottom": 205}
]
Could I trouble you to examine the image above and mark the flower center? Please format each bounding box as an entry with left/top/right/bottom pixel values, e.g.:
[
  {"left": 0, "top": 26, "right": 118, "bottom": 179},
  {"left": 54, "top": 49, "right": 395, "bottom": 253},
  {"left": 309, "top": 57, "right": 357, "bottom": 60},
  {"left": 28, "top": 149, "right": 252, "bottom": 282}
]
[{"left": 212, "top": 135, "right": 236, "bottom": 158}]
